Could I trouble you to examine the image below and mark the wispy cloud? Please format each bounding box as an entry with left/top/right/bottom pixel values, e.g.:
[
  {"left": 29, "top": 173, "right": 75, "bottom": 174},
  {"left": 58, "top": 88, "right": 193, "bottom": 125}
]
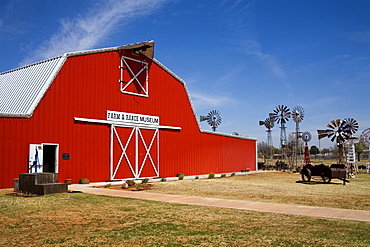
[
  {"left": 345, "top": 30, "right": 370, "bottom": 43},
  {"left": 222, "top": 0, "right": 286, "bottom": 80},
  {"left": 20, "top": 0, "right": 168, "bottom": 66},
  {"left": 189, "top": 90, "right": 237, "bottom": 111},
  {"left": 241, "top": 39, "right": 286, "bottom": 78}
]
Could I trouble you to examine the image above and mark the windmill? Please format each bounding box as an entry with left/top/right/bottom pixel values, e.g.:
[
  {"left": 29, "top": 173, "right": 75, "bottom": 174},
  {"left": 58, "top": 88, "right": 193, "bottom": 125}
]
[
  {"left": 317, "top": 118, "right": 358, "bottom": 164},
  {"left": 271, "top": 105, "right": 291, "bottom": 149},
  {"left": 360, "top": 128, "right": 370, "bottom": 173},
  {"left": 343, "top": 118, "right": 359, "bottom": 175},
  {"left": 301, "top": 131, "right": 312, "bottom": 165},
  {"left": 259, "top": 116, "right": 274, "bottom": 147},
  {"left": 259, "top": 115, "right": 275, "bottom": 159},
  {"left": 200, "top": 110, "right": 222, "bottom": 132},
  {"left": 292, "top": 106, "right": 304, "bottom": 166}
]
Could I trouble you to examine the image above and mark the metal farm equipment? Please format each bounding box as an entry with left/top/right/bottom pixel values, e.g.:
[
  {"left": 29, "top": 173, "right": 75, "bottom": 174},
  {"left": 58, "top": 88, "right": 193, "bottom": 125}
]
[{"left": 301, "top": 164, "right": 348, "bottom": 185}]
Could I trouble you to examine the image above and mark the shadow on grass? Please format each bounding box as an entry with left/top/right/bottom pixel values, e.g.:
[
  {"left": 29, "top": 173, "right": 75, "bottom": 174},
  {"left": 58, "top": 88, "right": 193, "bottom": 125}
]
[{"left": 295, "top": 180, "right": 347, "bottom": 185}]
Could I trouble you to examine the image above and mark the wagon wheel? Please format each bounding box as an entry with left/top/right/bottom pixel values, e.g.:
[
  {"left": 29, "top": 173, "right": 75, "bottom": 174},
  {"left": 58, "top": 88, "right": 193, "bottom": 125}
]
[
  {"left": 321, "top": 167, "right": 332, "bottom": 183},
  {"left": 321, "top": 176, "right": 331, "bottom": 183},
  {"left": 301, "top": 168, "right": 311, "bottom": 182}
]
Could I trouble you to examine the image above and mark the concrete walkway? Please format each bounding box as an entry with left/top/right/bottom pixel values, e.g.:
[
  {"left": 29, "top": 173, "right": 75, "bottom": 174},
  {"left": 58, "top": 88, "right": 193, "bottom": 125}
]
[{"left": 69, "top": 184, "right": 370, "bottom": 223}]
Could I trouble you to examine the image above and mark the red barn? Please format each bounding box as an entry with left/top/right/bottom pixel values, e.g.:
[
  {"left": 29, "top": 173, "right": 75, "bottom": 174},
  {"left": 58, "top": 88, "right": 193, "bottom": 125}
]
[{"left": 0, "top": 41, "right": 257, "bottom": 189}]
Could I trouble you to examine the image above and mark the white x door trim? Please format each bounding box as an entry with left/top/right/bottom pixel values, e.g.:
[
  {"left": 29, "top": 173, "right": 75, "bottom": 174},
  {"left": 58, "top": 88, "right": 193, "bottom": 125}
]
[{"left": 110, "top": 125, "right": 159, "bottom": 180}]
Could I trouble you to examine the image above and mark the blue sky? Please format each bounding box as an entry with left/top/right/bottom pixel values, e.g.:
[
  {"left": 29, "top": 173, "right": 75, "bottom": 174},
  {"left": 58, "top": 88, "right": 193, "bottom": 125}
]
[{"left": 1, "top": 0, "right": 369, "bottom": 149}]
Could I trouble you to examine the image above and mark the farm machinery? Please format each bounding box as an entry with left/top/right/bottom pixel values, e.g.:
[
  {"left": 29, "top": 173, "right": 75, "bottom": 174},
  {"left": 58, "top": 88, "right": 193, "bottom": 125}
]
[{"left": 301, "top": 164, "right": 348, "bottom": 185}]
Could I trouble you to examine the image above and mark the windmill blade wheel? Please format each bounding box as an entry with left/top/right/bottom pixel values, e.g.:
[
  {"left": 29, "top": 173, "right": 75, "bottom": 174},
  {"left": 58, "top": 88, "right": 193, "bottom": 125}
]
[{"left": 206, "top": 110, "right": 222, "bottom": 131}]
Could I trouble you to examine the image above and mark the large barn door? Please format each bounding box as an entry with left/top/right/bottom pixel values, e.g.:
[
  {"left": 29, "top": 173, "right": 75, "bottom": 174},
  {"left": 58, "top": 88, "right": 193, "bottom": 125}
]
[{"left": 110, "top": 125, "right": 159, "bottom": 180}]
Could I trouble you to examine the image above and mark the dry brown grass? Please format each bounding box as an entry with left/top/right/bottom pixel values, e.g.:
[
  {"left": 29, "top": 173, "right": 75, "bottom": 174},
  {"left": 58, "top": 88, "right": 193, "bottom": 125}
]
[
  {"left": 1, "top": 171, "right": 369, "bottom": 246},
  {"left": 1, "top": 191, "right": 369, "bottom": 246},
  {"left": 148, "top": 171, "right": 370, "bottom": 210}
]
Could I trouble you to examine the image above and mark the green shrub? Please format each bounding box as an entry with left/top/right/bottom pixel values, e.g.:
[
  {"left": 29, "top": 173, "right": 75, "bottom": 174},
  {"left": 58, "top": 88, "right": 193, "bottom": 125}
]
[
  {"left": 178, "top": 174, "right": 184, "bottom": 180},
  {"left": 142, "top": 178, "right": 149, "bottom": 184},
  {"left": 104, "top": 183, "right": 111, "bottom": 188},
  {"left": 231, "top": 173, "right": 235, "bottom": 176},
  {"left": 221, "top": 173, "right": 226, "bottom": 178},
  {"left": 195, "top": 175, "right": 199, "bottom": 179},
  {"left": 208, "top": 173, "right": 215, "bottom": 179},
  {"left": 161, "top": 177, "right": 167, "bottom": 182}
]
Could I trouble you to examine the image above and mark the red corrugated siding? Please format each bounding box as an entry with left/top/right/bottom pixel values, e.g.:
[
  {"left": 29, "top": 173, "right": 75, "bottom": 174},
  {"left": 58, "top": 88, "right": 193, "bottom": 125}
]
[{"left": 0, "top": 50, "right": 256, "bottom": 189}]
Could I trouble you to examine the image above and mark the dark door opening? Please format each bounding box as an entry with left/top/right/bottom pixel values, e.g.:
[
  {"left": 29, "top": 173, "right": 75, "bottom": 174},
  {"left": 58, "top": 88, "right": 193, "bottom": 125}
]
[{"left": 43, "top": 145, "right": 57, "bottom": 173}]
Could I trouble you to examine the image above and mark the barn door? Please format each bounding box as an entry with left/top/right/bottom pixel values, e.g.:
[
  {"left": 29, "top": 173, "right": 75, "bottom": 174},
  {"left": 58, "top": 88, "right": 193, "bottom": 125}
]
[
  {"left": 110, "top": 125, "right": 159, "bottom": 180},
  {"left": 29, "top": 144, "right": 43, "bottom": 173}
]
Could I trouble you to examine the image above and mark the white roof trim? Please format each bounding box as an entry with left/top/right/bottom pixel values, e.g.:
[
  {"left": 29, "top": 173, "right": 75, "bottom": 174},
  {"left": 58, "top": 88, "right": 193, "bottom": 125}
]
[
  {"left": 153, "top": 58, "right": 203, "bottom": 131},
  {"left": 201, "top": 130, "right": 257, "bottom": 141}
]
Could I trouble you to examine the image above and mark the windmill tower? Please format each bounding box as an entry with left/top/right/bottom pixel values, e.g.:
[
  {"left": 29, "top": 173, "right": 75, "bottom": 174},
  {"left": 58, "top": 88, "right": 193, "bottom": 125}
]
[
  {"left": 259, "top": 116, "right": 274, "bottom": 147},
  {"left": 360, "top": 128, "right": 370, "bottom": 173},
  {"left": 343, "top": 118, "right": 359, "bottom": 176},
  {"left": 271, "top": 105, "right": 291, "bottom": 160},
  {"left": 292, "top": 106, "right": 304, "bottom": 166},
  {"left": 259, "top": 115, "right": 275, "bottom": 159}
]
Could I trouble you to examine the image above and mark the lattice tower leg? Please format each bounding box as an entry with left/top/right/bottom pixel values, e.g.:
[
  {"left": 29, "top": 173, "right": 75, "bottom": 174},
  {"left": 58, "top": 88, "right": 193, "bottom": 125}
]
[
  {"left": 280, "top": 123, "right": 288, "bottom": 163},
  {"left": 294, "top": 122, "right": 300, "bottom": 170},
  {"left": 267, "top": 130, "right": 273, "bottom": 159}
]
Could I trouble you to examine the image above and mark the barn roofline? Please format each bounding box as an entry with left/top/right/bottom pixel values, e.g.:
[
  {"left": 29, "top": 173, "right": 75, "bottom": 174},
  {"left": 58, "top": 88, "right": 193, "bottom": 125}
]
[
  {"left": 0, "top": 40, "right": 256, "bottom": 141},
  {"left": 153, "top": 58, "right": 257, "bottom": 141},
  {"left": 0, "top": 41, "right": 154, "bottom": 118}
]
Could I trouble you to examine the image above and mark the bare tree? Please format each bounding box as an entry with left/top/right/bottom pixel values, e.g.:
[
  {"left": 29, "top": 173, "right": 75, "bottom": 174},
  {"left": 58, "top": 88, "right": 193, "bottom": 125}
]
[{"left": 257, "top": 141, "right": 273, "bottom": 160}]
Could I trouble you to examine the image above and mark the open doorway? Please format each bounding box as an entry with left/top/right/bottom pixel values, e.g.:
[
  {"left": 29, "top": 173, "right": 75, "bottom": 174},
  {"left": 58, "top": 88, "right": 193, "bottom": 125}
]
[
  {"left": 43, "top": 144, "right": 58, "bottom": 173},
  {"left": 29, "top": 143, "right": 59, "bottom": 173}
]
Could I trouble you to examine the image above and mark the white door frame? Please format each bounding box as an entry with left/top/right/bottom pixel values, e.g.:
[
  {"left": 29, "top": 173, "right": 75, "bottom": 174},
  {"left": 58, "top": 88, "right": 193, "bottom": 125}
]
[{"left": 28, "top": 143, "right": 59, "bottom": 173}]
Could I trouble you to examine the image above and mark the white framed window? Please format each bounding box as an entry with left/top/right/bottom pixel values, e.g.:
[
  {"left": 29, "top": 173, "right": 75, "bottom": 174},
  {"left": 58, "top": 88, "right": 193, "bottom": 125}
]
[{"left": 120, "top": 56, "right": 149, "bottom": 97}]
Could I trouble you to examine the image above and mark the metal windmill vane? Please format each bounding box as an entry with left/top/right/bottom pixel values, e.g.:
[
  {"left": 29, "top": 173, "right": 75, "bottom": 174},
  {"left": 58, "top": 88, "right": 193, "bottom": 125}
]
[
  {"left": 344, "top": 118, "right": 359, "bottom": 137},
  {"left": 292, "top": 105, "right": 304, "bottom": 135},
  {"left": 360, "top": 128, "right": 370, "bottom": 148},
  {"left": 271, "top": 105, "right": 291, "bottom": 148},
  {"left": 200, "top": 110, "right": 222, "bottom": 132},
  {"left": 317, "top": 119, "right": 350, "bottom": 143},
  {"left": 317, "top": 118, "right": 359, "bottom": 164}
]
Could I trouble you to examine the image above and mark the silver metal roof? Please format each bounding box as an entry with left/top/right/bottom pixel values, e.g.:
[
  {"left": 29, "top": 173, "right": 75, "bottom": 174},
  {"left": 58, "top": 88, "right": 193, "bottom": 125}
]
[
  {"left": 0, "top": 41, "right": 154, "bottom": 118},
  {"left": 0, "top": 56, "right": 66, "bottom": 118}
]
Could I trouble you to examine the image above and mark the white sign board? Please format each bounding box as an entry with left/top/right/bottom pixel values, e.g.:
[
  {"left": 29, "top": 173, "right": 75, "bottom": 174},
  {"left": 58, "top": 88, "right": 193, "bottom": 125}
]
[{"left": 107, "top": 111, "right": 159, "bottom": 126}]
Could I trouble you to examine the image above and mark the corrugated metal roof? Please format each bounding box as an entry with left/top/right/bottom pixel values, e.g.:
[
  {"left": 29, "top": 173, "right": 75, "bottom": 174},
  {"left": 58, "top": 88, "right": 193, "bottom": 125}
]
[
  {"left": 0, "top": 41, "right": 154, "bottom": 118},
  {"left": 0, "top": 56, "right": 66, "bottom": 117}
]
